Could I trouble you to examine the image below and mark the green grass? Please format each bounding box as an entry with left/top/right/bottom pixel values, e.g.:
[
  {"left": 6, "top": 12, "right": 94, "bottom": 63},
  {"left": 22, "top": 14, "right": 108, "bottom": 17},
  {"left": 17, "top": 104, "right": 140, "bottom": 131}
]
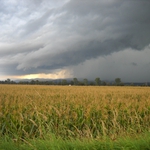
[{"left": 0, "top": 132, "right": 150, "bottom": 150}]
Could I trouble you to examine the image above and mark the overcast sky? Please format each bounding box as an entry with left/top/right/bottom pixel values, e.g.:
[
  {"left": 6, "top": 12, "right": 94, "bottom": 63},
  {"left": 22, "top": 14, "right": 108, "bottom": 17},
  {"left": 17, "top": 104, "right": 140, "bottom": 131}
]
[{"left": 0, "top": 0, "right": 150, "bottom": 82}]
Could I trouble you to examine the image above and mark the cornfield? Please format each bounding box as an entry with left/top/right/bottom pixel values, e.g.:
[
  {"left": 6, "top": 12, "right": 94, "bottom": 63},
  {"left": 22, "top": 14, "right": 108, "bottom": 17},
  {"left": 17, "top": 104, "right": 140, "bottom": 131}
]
[{"left": 0, "top": 85, "right": 150, "bottom": 140}]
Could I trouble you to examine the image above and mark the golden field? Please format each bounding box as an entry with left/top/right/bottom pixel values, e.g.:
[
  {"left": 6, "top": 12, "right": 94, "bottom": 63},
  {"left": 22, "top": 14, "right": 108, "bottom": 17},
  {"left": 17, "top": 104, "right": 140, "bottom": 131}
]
[{"left": 0, "top": 85, "right": 150, "bottom": 140}]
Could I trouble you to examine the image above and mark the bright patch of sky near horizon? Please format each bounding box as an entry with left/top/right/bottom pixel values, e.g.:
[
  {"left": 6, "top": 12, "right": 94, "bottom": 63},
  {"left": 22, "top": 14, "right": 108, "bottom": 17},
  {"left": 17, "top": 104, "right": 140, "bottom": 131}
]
[{"left": 0, "top": 0, "right": 150, "bottom": 82}]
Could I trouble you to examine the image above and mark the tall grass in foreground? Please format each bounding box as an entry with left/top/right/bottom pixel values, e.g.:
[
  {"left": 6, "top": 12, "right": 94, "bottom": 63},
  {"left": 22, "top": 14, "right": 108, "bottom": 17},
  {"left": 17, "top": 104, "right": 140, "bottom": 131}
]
[
  {"left": 1, "top": 132, "right": 150, "bottom": 150},
  {"left": 0, "top": 85, "right": 150, "bottom": 141}
]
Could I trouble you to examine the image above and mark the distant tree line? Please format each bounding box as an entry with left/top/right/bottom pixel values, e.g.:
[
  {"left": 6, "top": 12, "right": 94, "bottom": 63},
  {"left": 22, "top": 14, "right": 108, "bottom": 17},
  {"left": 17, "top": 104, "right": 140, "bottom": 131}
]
[{"left": 0, "top": 78, "right": 149, "bottom": 86}]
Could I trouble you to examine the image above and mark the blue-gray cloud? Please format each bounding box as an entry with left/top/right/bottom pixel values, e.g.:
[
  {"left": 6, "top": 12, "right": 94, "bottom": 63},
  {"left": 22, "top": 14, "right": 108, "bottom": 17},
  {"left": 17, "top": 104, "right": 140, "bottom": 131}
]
[{"left": 0, "top": 0, "right": 150, "bottom": 82}]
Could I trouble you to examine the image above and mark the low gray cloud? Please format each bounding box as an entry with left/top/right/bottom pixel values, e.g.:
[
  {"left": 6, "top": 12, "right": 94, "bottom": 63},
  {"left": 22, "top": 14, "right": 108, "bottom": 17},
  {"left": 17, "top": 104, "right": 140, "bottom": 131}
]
[
  {"left": 21, "top": 9, "right": 54, "bottom": 36},
  {"left": 131, "top": 62, "right": 137, "bottom": 66},
  {"left": 0, "top": 0, "right": 150, "bottom": 81},
  {"left": 72, "top": 46, "right": 150, "bottom": 82}
]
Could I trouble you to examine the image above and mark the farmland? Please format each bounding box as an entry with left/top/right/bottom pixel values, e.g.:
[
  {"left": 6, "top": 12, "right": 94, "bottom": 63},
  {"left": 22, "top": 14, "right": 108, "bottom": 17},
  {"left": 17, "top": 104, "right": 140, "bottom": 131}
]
[{"left": 0, "top": 85, "right": 150, "bottom": 149}]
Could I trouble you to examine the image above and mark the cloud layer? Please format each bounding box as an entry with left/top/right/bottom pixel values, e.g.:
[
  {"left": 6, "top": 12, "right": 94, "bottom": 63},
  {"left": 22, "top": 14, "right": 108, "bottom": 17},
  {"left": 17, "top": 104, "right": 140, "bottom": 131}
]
[{"left": 0, "top": 0, "right": 150, "bottom": 81}]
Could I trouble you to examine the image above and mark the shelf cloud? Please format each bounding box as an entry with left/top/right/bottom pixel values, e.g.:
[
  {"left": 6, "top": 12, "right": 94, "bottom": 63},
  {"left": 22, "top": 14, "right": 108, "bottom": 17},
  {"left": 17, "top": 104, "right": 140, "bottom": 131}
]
[{"left": 0, "top": 0, "right": 150, "bottom": 82}]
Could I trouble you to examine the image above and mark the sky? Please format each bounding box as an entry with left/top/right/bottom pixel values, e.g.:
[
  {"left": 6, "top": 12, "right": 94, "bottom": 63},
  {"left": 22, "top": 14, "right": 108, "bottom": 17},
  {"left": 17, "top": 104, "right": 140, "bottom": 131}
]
[{"left": 0, "top": 0, "right": 150, "bottom": 82}]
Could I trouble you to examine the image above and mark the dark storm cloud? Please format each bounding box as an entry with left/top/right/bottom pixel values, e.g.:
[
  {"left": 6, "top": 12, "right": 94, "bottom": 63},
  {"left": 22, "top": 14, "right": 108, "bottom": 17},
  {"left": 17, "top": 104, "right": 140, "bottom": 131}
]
[
  {"left": 21, "top": 9, "right": 54, "bottom": 36},
  {"left": 131, "top": 62, "right": 137, "bottom": 66},
  {"left": 40, "top": 36, "right": 136, "bottom": 69},
  {"left": 0, "top": 0, "right": 150, "bottom": 81},
  {"left": 62, "top": 0, "right": 150, "bottom": 49}
]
